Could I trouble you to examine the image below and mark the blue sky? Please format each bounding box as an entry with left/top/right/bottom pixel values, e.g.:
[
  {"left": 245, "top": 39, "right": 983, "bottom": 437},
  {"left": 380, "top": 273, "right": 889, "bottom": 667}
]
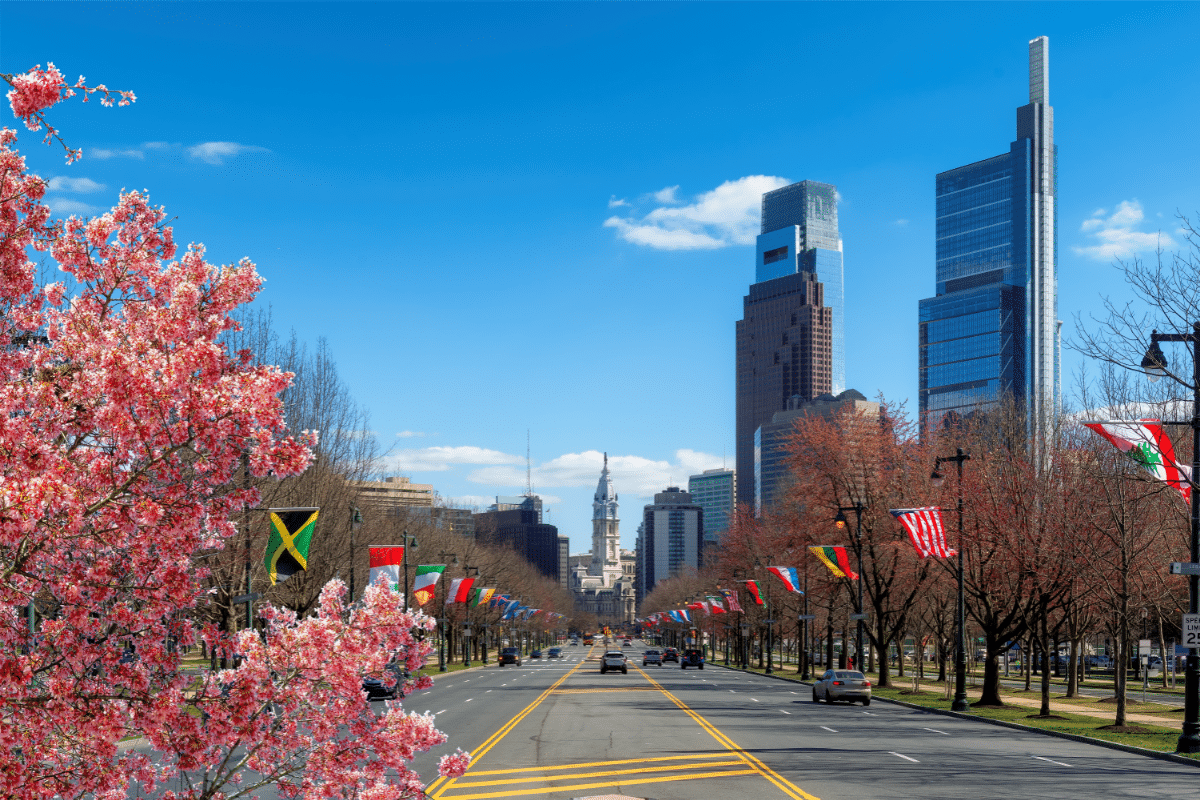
[{"left": 4, "top": 2, "right": 1198, "bottom": 555}]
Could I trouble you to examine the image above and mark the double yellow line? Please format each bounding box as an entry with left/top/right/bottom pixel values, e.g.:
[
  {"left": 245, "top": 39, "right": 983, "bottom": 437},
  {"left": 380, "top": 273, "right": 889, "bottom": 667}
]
[
  {"left": 636, "top": 667, "right": 820, "bottom": 800},
  {"left": 425, "top": 653, "right": 589, "bottom": 797}
]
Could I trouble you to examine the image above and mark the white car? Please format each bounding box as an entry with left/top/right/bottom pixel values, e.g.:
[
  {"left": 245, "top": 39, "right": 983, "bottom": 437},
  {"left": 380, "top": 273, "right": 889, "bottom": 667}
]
[{"left": 600, "top": 651, "right": 628, "bottom": 674}]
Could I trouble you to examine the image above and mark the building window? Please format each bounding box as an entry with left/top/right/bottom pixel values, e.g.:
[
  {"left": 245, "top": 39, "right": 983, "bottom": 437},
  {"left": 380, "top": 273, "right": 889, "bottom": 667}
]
[{"left": 763, "top": 246, "right": 789, "bottom": 265}]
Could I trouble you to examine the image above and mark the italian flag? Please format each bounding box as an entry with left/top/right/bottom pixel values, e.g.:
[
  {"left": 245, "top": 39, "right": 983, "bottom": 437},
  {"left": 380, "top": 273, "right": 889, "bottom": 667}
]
[
  {"left": 368, "top": 546, "right": 405, "bottom": 591},
  {"left": 1084, "top": 420, "right": 1191, "bottom": 504},
  {"left": 445, "top": 576, "right": 476, "bottom": 604},
  {"left": 810, "top": 546, "right": 859, "bottom": 580},
  {"left": 412, "top": 564, "right": 446, "bottom": 606}
]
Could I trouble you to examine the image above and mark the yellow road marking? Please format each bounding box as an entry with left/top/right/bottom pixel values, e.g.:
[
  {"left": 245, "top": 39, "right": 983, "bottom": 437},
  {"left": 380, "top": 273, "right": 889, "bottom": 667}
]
[
  {"left": 464, "top": 753, "right": 721, "bottom": 776},
  {"left": 452, "top": 759, "right": 747, "bottom": 788},
  {"left": 439, "top": 769, "right": 759, "bottom": 800},
  {"left": 550, "top": 687, "right": 657, "bottom": 694},
  {"left": 635, "top": 666, "right": 820, "bottom": 800}
]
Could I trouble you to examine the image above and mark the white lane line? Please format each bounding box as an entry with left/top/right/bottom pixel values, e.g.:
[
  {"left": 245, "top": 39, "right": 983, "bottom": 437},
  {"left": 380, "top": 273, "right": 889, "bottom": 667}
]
[
  {"left": 789, "top": 691, "right": 797, "bottom": 695},
  {"left": 751, "top": 698, "right": 760, "bottom": 702},
  {"left": 862, "top": 711, "right": 877, "bottom": 716},
  {"left": 464, "top": 698, "right": 472, "bottom": 703},
  {"left": 820, "top": 726, "right": 838, "bottom": 733},
  {"left": 730, "top": 690, "right": 737, "bottom": 693},
  {"left": 1034, "top": 756, "right": 1072, "bottom": 768},
  {"left": 923, "top": 727, "right": 950, "bottom": 735},
  {"left": 485, "top": 690, "right": 492, "bottom": 693},
  {"left": 889, "top": 752, "right": 919, "bottom": 763},
  {"left": 436, "top": 709, "right": 447, "bottom": 715},
  {"left": 780, "top": 710, "right": 791, "bottom": 715}
]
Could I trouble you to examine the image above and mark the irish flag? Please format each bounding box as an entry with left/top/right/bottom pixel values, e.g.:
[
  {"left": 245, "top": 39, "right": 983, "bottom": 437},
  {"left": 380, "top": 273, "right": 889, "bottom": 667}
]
[
  {"left": 1084, "top": 420, "right": 1191, "bottom": 504},
  {"left": 445, "top": 576, "right": 476, "bottom": 604},
  {"left": 810, "top": 546, "right": 859, "bottom": 580},
  {"left": 412, "top": 564, "right": 446, "bottom": 605},
  {"left": 368, "top": 546, "right": 405, "bottom": 591}
]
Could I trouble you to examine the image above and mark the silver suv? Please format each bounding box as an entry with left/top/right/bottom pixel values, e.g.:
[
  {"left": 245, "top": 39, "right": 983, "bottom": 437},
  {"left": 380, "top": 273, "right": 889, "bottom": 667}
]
[{"left": 600, "top": 651, "right": 628, "bottom": 674}]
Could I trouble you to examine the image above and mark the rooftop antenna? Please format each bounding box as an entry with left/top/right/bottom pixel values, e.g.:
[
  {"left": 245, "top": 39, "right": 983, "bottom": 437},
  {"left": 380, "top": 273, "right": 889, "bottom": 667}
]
[{"left": 525, "top": 429, "right": 533, "bottom": 497}]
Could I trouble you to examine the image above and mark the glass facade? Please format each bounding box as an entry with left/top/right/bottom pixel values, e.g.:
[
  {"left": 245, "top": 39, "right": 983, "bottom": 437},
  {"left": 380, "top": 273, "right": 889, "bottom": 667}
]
[
  {"left": 919, "top": 39, "right": 1057, "bottom": 436},
  {"left": 687, "top": 470, "right": 734, "bottom": 546}
]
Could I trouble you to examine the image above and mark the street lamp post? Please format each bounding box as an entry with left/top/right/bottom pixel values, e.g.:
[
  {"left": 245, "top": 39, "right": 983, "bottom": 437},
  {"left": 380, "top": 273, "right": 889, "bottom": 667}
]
[
  {"left": 834, "top": 503, "right": 866, "bottom": 675},
  {"left": 437, "top": 551, "right": 458, "bottom": 673},
  {"left": 400, "top": 530, "right": 418, "bottom": 609},
  {"left": 348, "top": 507, "right": 363, "bottom": 601},
  {"left": 1142, "top": 325, "right": 1200, "bottom": 753},
  {"left": 931, "top": 449, "right": 971, "bottom": 713}
]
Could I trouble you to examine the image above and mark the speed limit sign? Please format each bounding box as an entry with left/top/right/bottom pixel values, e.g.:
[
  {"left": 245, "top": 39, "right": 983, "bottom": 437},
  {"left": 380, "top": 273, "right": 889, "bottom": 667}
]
[{"left": 1184, "top": 614, "right": 1200, "bottom": 648}]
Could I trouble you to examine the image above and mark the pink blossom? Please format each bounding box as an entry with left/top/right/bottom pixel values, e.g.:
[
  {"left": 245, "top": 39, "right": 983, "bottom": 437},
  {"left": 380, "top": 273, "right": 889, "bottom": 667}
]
[{"left": 438, "top": 749, "right": 472, "bottom": 779}]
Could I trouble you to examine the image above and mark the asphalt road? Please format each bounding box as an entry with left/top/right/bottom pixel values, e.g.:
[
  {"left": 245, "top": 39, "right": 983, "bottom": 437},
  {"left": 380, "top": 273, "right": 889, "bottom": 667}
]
[{"left": 409, "top": 642, "right": 1200, "bottom": 800}]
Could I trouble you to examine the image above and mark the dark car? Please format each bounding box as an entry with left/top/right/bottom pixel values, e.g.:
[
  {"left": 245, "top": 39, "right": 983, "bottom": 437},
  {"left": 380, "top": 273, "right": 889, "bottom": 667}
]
[
  {"left": 547, "top": 647, "right": 562, "bottom": 659},
  {"left": 663, "top": 647, "right": 679, "bottom": 663},
  {"left": 499, "top": 646, "right": 521, "bottom": 666},
  {"left": 643, "top": 649, "right": 663, "bottom": 666},
  {"left": 680, "top": 648, "right": 705, "bottom": 669},
  {"left": 362, "top": 661, "right": 408, "bottom": 701},
  {"left": 530, "top": 649, "right": 542, "bottom": 659}
]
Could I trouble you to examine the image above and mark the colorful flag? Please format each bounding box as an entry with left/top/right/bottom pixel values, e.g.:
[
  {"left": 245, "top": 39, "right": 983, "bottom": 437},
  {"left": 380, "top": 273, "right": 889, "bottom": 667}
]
[
  {"left": 472, "top": 587, "right": 495, "bottom": 607},
  {"left": 489, "top": 593, "right": 511, "bottom": 609},
  {"left": 706, "top": 595, "right": 727, "bottom": 613},
  {"left": 411, "top": 564, "right": 446, "bottom": 605},
  {"left": 768, "top": 566, "right": 805, "bottom": 595},
  {"left": 500, "top": 600, "right": 522, "bottom": 620},
  {"left": 810, "top": 546, "right": 859, "bottom": 580},
  {"left": 367, "top": 545, "right": 405, "bottom": 591},
  {"left": 264, "top": 507, "right": 320, "bottom": 585},
  {"left": 525, "top": 608, "right": 541, "bottom": 620},
  {"left": 1084, "top": 420, "right": 1191, "bottom": 504},
  {"left": 890, "top": 507, "right": 958, "bottom": 559},
  {"left": 721, "top": 588, "right": 743, "bottom": 613},
  {"left": 445, "top": 576, "right": 476, "bottom": 604},
  {"left": 742, "top": 579, "right": 765, "bottom": 605},
  {"left": 687, "top": 600, "right": 709, "bottom": 613}
]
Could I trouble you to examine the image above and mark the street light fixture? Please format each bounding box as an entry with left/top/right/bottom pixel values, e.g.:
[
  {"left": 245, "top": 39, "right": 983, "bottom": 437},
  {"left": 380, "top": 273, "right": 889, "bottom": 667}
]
[
  {"left": 931, "top": 448, "right": 971, "bottom": 713},
  {"left": 834, "top": 503, "right": 866, "bottom": 674},
  {"left": 1142, "top": 325, "right": 1200, "bottom": 753},
  {"left": 437, "top": 551, "right": 458, "bottom": 672}
]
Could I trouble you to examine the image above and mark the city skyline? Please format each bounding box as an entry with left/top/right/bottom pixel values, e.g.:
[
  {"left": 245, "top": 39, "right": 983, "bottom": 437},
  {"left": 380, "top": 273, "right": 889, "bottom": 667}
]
[{"left": 3, "top": 4, "right": 1197, "bottom": 555}]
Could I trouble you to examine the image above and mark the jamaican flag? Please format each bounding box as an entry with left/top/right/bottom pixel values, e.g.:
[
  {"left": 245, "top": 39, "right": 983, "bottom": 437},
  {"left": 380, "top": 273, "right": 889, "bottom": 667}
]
[{"left": 265, "top": 507, "right": 320, "bottom": 584}]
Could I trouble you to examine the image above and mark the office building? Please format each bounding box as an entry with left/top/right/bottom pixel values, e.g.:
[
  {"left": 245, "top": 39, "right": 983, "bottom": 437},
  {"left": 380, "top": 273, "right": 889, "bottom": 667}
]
[
  {"left": 635, "top": 487, "right": 703, "bottom": 606},
  {"left": 688, "top": 468, "right": 735, "bottom": 549},
  {"left": 736, "top": 180, "right": 841, "bottom": 509},
  {"left": 473, "top": 504, "right": 561, "bottom": 582},
  {"left": 919, "top": 37, "right": 1059, "bottom": 439},
  {"left": 754, "top": 390, "right": 880, "bottom": 512}
]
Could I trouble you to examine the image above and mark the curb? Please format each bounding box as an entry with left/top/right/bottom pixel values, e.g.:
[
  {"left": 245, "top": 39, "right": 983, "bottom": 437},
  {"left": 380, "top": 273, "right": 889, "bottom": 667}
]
[{"left": 713, "top": 662, "right": 1200, "bottom": 768}]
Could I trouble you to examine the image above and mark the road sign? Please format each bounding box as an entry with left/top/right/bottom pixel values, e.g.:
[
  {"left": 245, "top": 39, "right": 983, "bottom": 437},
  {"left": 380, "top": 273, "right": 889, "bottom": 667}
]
[
  {"left": 1170, "top": 562, "right": 1200, "bottom": 576},
  {"left": 1139, "top": 639, "right": 1152, "bottom": 656},
  {"left": 1184, "top": 614, "right": 1200, "bottom": 647},
  {"left": 849, "top": 613, "right": 869, "bottom": 621},
  {"left": 797, "top": 614, "right": 816, "bottom": 620},
  {"left": 233, "top": 593, "right": 261, "bottom": 605}
]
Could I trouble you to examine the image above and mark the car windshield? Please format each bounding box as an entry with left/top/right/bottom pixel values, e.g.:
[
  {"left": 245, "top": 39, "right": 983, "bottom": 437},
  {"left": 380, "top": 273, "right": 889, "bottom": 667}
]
[{"left": 646, "top": 650, "right": 659, "bottom": 655}]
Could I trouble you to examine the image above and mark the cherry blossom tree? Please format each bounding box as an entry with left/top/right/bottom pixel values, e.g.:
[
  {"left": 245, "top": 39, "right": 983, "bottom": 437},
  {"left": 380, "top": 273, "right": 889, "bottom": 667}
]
[{"left": 0, "top": 64, "right": 468, "bottom": 799}]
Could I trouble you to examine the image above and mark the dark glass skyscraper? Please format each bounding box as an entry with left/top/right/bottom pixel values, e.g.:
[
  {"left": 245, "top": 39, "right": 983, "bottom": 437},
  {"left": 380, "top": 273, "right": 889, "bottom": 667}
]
[
  {"left": 736, "top": 180, "right": 841, "bottom": 509},
  {"left": 919, "top": 37, "right": 1059, "bottom": 438}
]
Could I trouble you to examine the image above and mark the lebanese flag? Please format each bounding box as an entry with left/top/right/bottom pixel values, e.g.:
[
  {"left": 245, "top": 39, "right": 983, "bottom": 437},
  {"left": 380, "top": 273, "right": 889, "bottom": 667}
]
[
  {"left": 768, "top": 566, "right": 804, "bottom": 595},
  {"left": 445, "top": 576, "right": 476, "bottom": 604},
  {"left": 810, "top": 546, "right": 859, "bottom": 580},
  {"left": 368, "top": 546, "right": 404, "bottom": 591},
  {"left": 1084, "top": 420, "right": 1191, "bottom": 504},
  {"left": 412, "top": 564, "right": 446, "bottom": 605},
  {"left": 742, "top": 579, "right": 765, "bottom": 605},
  {"left": 890, "top": 507, "right": 957, "bottom": 559},
  {"left": 706, "top": 596, "right": 727, "bottom": 613}
]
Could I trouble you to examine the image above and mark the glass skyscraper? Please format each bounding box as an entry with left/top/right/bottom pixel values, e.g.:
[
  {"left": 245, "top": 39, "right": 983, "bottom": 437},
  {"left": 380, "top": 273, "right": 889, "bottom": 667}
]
[
  {"left": 687, "top": 469, "right": 735, "bottom": 549},
  {"left": 919, "top": 37, "right": 1059, "bottom": 439},
  {"left": 736, "top": 180, "right": 841, "bottom": 510}
]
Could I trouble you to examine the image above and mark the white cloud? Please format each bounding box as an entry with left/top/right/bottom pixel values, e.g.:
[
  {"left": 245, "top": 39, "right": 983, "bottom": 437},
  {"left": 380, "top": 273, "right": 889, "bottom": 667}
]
[
  {"left": 385, "top": 446, "right": 523, "bottom": 472},
  {"left": 186, "top": 141, "right": 271, "bottom": 165},
  {"left": 893, "top": 219, "right": 909, "bottom": 227},
  {"left": 91, "top": 147, "right": 144, "bottom": 160},
  {"left": 1073, "top": 200, "right": 1175, "bottom": 261},
  {"left": 608, "top": 195, "right": 629, "bottom": 208},
  {"left": 143, "top": 141, "right": 172, "bottom": 150},
  {"left": 396, "top": 430, "right": 426, "bottom": 438},
  {"left": 604, "top": 175, "right": 789, "bottom": 251},
  {"left": 46, "top": 197, "right": 101, "bottom": 217},
  {"left": 48, "top": 176, "right": 105, "bottom": 193},
  {"left": 653, "top": 185, "right": 681, "bottom": 204},
  {"left": 468, "top": 448, "right": 725, "bottom": 499}
]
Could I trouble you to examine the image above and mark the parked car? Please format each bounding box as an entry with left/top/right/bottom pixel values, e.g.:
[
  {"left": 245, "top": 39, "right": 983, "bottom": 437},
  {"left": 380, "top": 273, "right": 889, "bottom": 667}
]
[
  {"left": 680, "top": 648, "right": 705, "bottom": 670},
  {"left": 643, "top": 649, "right": 663, "bottom": 666},
  {"left": 547, "top": 647, "right": 562, "bottom": 659},
  {"left": 600, "top": 651, "right": 628, "bottom": 674},
  {"left": 362, "top": 661, "right": 408, "bottom": 701},
  {"left": 499, "top": 647, "right": 521, "bottom": 666},
  {"left": 663, "top": 647, "right": 679, "bottom": 663},
  {"left": 812, "top": 669, "right": 872, "bottom": 705}
]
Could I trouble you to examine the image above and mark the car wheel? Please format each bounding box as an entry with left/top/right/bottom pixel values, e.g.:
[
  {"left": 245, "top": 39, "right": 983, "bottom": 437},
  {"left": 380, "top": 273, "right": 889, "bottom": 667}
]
[
  {"left": 699, "top": 664, "right": 704, "bottom": 670},
  {"left": 601, "top": 667, "right": 606, "bottom": 674},
  {"left": 824, "top": 692, "right": 835, "bottom": 704},
  {"left": 812, "top": 689, "right": 819, "bottom": 703},
  {"left": 681, "top": 664, "right": 686, "bottom": 669},
  {"left": 862, "top": 698, "right": 871, "bottom": 706},
  {"left": 622, "top": 667, "right": 628, "bottom": 674}
]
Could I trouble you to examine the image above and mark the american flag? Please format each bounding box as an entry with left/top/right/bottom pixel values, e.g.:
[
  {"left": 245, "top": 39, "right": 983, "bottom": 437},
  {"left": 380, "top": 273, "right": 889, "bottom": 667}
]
[{"left": 890, "top": 507, "right": 957, "bottom": 559}]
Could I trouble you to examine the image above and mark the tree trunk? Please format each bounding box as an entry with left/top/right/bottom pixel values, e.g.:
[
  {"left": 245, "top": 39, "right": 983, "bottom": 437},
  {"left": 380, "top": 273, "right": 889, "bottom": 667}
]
[{"left": 1039, "top": 593, "right": 1051, "bottom": 717}]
